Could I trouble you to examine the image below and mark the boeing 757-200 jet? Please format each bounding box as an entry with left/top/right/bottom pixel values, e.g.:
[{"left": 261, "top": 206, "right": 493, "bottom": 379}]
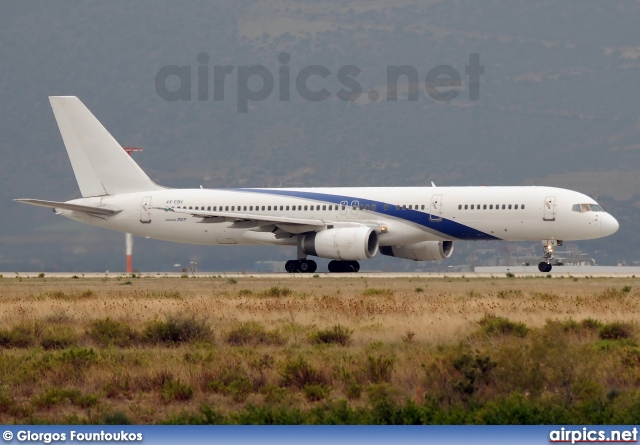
[{"left": 15, "top": 97, "right": 619, "bottom": 273}]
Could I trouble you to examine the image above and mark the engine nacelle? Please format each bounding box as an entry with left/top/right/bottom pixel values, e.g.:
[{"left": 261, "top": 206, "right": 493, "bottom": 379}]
[
  {"left": 380, "top": 240, "right": 454, "bottom": 261},
  {"left": 302, "top": 227, "right": 379, "bottom": 260}
]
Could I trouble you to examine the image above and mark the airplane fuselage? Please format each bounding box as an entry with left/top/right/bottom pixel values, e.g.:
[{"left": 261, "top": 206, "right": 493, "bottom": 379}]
[{"left": 59, "top": 185, "right": 618, "bottom": 247}]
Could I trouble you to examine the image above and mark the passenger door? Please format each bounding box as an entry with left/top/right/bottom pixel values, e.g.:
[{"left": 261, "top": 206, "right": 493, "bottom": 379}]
[
  {"left": 543, "top": 196, "right": 556, "bottom": 221},
  {"left": 429, "top": 194, "right": 443, "bottom": 222},
  {"left": 140, "top": 196, "right": 152, "bottom": 223}
]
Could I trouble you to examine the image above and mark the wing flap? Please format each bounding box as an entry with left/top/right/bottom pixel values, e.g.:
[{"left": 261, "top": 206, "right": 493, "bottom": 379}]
[{"left": 14, "top": 199, "right": 122, "bottom": 215}]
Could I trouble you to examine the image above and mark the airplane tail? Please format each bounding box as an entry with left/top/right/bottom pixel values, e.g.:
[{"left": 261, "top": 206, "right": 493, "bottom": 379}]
[{"left": 49, "top": 96, "right": 162, "bottom": 197}]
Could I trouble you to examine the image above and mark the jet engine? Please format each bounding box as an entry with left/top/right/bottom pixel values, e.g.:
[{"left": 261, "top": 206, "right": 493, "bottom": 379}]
[
  {"left": 302, "top": 227, "right": 379, "bottom": 260},
  {"left": 380, "top": 240, "right": 453, "bottom": 261}
]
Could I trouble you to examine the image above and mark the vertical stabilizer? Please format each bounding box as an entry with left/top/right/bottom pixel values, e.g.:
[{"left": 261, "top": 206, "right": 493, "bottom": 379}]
[{"left": 49, "top": 96, "right": 161, "bottom": 197}]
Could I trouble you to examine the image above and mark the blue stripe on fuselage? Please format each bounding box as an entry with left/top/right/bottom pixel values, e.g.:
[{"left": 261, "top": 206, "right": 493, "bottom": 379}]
[{"left": 230, "top": 188, "right": 500, "bottom": 241}]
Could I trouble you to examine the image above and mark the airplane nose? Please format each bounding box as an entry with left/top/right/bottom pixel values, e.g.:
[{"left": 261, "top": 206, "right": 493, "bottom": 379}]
[{"left": 600, "top": 213, "right": 619, "bottom": 236}]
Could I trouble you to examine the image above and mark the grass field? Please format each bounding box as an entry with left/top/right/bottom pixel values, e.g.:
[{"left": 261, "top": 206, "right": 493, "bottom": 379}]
[{"left": 1, "top": 274, "right": 639, "bottom": 424}]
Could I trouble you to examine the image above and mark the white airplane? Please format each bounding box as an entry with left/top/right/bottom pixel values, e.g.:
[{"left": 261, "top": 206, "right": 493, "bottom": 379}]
[{"left": 15, "top": 96, "right": 619, "bottom": 273}]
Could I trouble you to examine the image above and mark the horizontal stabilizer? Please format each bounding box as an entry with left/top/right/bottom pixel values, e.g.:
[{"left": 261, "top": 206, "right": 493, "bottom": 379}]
[{"left": 14, "top": 199, "right": 122, "bottom": 215}]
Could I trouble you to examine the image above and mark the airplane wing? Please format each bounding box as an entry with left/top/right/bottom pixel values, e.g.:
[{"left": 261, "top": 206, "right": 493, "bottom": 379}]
[
  {"left": 153, "top": 206, "right": 326, "bottom": 227},
  {"left": 14, "top": 199, "right": 122, "bottom": 215}
]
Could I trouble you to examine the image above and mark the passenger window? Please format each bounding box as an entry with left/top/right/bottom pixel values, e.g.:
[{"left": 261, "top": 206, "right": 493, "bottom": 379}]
[
  {"left": 328, "top": 205, "right": 332, "bottom": 210},
  {"left": 489, "top": 204, "right": 493, "bottom": 209},
  {"left": 508, "top": 205, "right": 512, "bottom": 209},
  {"left": 286, "top": 205, "right": 289, "bottom": 211},
  {"left": 207, "top": 206, "right": 211, "bottom": 211},
  {"left": 471, "top": 205, "right": 474, "bottom": 209},
  {"left": 304, "top": 205, "right": 308, "bottom": 211},
  {"left": 402, "top": 205, "right": 406, "bottom": 210},
  {"left": 465, "top": 205, "right": 468, "bottom": 210},
  {"left": 261, "top": 206, "right": 265, "bottom": 211},
  {"left": 189, "top": 206, "right": 193, "bottom": 210},
  {"left": 421, "top": 205, "right": 425, "bottom": 210},
  {"left": 458, "top": 205, "right": 462, "bottom": 210},
  {"left": 383, "top": 204, "right": 388, "bottom": 210},
  {"left": 359, "top": 204, "right": 364, "bottom": 210},
  {"left": 515, "top": 204, "right": 518, "bottom": 210},
  {"left": 372, "top": 204, "right": 376, "bottom": 211},
  {"left": 298, "top": 205, "right": 302, "bottom": 210},
  {"left": 522, "top": 204, "right": 525, "bottom": 209},
  {"left": 408, "top": 205, "right": 412, "bottom": 210},
  {"left": 477, "top": 204, "right": 481, "bottom": 210},
  {"left": 483, "top": 205, "right": 487, "bottom": 209},
  {"left": 502, "top": 205, "right": 505, "bottom": 209}
]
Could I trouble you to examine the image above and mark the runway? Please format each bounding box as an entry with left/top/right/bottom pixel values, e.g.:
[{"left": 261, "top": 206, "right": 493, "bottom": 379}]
[{"left": 5, "top": 266, "right": 640, "bottom": 279}]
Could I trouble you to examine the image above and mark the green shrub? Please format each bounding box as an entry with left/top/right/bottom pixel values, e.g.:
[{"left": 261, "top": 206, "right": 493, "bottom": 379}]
[
  {"left": 281, "top": 356, "right": 325, "bottom": 388},
  {"left": 161, "top": 379, "right": 195, "bottom": 403},
  {"left": 32, "top": 388, "right": 97, "bottom": 409},
  {"left": 346, "top": 381, "right": 363, "bottom": 400},
  {"left": 226, "top": 322, "right": 285, "bottom": 346},
  {"left": 238, "top": 289, "right": 253, "bottom": 296},
  {"left": 259, "top": 384, "right": 289, "bottom": 404},
  {"left": 88, "top": 318, "right": 138, "bottom": 347},
  {"left": 505, "top": 272, "right": 515, "bottom": 278},
  {"left": 143, "top": 314, "right": 212, "bottom": 345},
  {"left": 581, "top": 318, "right": 603, "bottom": 331},
  {"left": 497, "top": 289, "right": 523, "bottom": 298},
  {"left": 364, "top": 354, "right": 395, "bottom": 384},
  {"left": 0, "top": 323, "right": 38, "bottom": 348},
  {"left": 415, "top": 287, "right": 424, "bottom": 293},
  {"left": 303, "top": 384, "right": 331, "bottom": 401},
  {"left": 58, "top": 347, "right": 99, "bottom": 366},
  {"left": 310, "top": 325, "right": 353, "bottom": 346},
  {"left": 478, "top": 314, "right": 529, "bottom": 338},
  {"left": 599, "top": 322, "right": 634, "bottom": 340},
  {"left": 40, "top": 327, "right": 77, "bottom": 350},
  {"left": 260, "top": 286, "right": 292, "bottom": 297},
  {"left": 228, "top": 278, "right": 238, "bottom": 284},
  {"left": 102, "top": 411, "right": 132, "bottom": 425}
]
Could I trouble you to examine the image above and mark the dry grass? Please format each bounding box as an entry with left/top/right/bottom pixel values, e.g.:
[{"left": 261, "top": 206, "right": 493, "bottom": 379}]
[
  {"left": 0, "top": 275, "right": 639, "bottom": 423},
  {"left": 1, "top": 276, "right": 638, "bottom": 343}
]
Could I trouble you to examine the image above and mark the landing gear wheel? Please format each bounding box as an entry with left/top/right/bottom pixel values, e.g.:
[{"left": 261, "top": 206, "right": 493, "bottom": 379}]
[
  {"left": 327, "top": 260, "right": 360, "bottom": 273},
  {"left": 539, "top": 240, "right": 556, "bottom": 273},
  {"left": 538, "top": 262, "right": 552, "bottom": 273},
  {"left": 307, "top": 260, "right": 317, "bottom": 273},
  {"left": 298, "top": 260, "right": 310, "bottom": 273},
  {"left": 285, "top": 260, "right": 298, "bottom": 273}
]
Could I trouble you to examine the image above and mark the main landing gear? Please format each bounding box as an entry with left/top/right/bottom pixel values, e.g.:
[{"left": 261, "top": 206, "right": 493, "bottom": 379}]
[
  {"left": 285, "top": 259, "right": 317, "bottom": 273},
  {"left": 328, "top": 260, "right": 360, "bottom": 273},
  {"left": 538, "top": 240, "right": 562, "bottom": 273},
  {"left": 284, "top": 259, "right": 361, "bottom": 273}
]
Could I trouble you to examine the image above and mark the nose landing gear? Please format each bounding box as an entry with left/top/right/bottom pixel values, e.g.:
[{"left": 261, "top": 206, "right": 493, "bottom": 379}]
[{"left": 538, "top": 240, "right": 561, "bottom": 272}]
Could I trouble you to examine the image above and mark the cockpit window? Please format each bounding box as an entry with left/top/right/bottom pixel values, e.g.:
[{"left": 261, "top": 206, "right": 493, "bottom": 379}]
[{"left": 572, "top": 203, "right": 604, "bottom": 213}]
